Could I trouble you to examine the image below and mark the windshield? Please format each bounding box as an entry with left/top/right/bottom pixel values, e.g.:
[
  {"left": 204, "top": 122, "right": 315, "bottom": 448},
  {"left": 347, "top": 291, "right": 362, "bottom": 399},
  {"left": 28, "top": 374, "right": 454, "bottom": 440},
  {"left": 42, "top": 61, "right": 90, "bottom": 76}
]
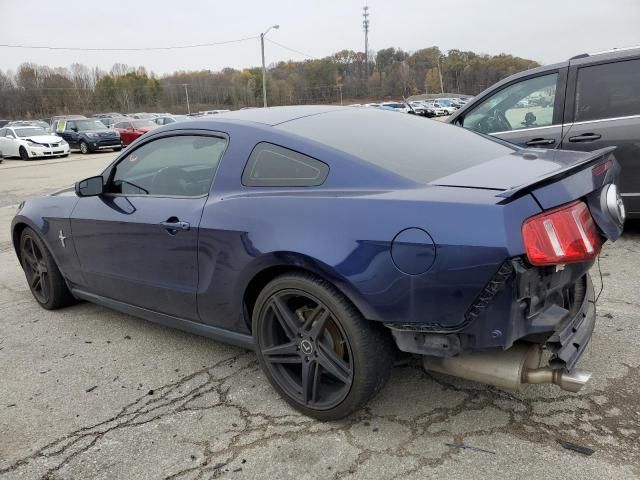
[
  {"left": 76, "top": 120, "right": 106, "bottom": 131},
  {"left": 132, "top": 120, "right": 157, "bottom": 128},
  {"left": 15, "top": 127, "right": 47, "bottom": 137}
]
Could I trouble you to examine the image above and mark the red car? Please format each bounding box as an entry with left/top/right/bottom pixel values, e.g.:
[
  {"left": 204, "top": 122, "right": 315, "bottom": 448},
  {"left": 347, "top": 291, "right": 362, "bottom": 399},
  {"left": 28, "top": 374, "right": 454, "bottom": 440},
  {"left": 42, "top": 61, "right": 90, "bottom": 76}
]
[{"left": 112, "top": 119, "right": 158, "bottom": 146}]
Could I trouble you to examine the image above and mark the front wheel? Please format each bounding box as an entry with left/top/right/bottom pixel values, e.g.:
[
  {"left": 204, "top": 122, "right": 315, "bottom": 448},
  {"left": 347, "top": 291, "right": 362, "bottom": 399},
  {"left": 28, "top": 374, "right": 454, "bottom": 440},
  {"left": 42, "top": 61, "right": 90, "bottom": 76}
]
[
  {"left": 113, "top": 147, "right": 122, "bottom": 152},
  {"left": 79, "top": 141, "right": 89, "bottom": 154},
  {"left": 19, "top": 228, "right": 75, "bottom": 310},
  {"left": 253, "top": 272, "right": 395, "bottom": 420},
  {"left": 19, "top": 147, "right": 30, "bottom": 160}
]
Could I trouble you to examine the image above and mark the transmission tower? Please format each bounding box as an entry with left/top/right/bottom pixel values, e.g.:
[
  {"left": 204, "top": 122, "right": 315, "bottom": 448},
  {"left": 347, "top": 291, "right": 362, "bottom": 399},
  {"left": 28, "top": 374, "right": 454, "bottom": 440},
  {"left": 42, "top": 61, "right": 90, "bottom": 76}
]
[{"left": 362, "top": 6, "right": 370, "bottom": 80}]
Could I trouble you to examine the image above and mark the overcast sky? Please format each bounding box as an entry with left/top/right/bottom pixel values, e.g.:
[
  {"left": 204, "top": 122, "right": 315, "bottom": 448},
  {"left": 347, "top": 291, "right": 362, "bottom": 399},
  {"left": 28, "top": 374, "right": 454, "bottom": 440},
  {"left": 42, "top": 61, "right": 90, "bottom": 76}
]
[{"left": 1, "top": 0, "right": 638, "bottom": 75}]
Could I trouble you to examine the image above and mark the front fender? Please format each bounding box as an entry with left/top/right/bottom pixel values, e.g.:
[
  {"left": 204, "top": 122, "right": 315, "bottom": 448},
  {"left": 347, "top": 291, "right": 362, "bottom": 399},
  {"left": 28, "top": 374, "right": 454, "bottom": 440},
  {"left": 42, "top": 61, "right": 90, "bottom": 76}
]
[{"left": 11, "top": 194, "right": 83, "bottom": 286}]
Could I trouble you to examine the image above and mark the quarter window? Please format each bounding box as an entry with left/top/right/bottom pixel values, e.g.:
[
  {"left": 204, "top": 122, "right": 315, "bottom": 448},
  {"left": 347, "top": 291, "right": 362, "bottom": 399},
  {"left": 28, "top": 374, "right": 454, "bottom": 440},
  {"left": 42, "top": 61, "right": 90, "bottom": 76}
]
[
  {"left": 110, "top": 135, "right": 227, "bottom": 197},
  {"left": 242, "top": 142, "right": 329, "bottom": 187},
  {"left": 575, "top": 59, "right": 640, "bottom": 122},
  {"left": 463, "top": 73, "right": 558, "bottom": 134}
]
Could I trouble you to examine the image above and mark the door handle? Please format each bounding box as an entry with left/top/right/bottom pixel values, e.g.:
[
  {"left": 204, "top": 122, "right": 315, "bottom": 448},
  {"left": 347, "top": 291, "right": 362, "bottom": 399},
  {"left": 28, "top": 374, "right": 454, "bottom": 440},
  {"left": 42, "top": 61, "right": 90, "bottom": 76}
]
[
  {"left": 568, "top": 133, "right": 602, "bottom": 142},
  {"left": 526, "top": 138, "right": 556, "bottom": 146},
  {"left": 160, "top": 218, "right": 190, "bottom": 235}
]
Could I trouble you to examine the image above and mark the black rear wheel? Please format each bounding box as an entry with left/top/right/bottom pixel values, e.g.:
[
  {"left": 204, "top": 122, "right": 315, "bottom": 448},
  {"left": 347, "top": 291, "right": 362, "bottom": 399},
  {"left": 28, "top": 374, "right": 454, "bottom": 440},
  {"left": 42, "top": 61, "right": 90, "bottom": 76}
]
[
  {"left": 253, "top": 272, "right": 395, "bottom": 420},
  {"left": 19, "top": 228, "right": 75, "bottom": 310},
  {"left": 79, "top": 141, "right": 89, "bottom": 154}
]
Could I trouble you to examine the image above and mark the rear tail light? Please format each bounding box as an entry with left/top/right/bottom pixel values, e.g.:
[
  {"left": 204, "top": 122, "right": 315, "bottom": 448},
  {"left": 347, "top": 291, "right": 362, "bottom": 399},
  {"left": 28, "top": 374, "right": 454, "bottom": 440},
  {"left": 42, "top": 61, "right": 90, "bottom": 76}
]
[{"left": 522, "top": 200, "right": 602, "bottom": 266}]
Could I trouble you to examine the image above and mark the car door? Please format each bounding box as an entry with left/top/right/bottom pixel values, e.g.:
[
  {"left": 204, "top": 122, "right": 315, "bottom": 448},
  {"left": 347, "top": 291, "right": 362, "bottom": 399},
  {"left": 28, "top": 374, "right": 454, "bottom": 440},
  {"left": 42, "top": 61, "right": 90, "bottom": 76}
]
[
  {"left": 70, "top": 132, "right": 228, "bottom": 320},
  {"left": 113, "top": 121, "right": 128, "bottom": 143},
  {"left": 121, "top": 121, "right": 136, "bottom": 145},
  {"left": 4, "top": 129, "right": 20, "bottom": 157},
  {"left": 457, "top": 69, "right": 567, "bottom": 148},
  {"left": 561, "top": 56, "right": 640, "bottom": 217},
  {"left": 0, "top": 128, "right": 6, "bottom": 157},
  {"left": 59, "top": 121, "right": 79, "bottom": 148}
]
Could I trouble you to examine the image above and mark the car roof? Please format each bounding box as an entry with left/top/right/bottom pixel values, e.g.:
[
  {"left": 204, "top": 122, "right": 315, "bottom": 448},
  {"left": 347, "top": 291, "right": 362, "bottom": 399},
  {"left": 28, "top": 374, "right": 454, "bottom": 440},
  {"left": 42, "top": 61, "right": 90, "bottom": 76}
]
[{"left": 210, "top": 105, "right": 351, "bottom": 126}]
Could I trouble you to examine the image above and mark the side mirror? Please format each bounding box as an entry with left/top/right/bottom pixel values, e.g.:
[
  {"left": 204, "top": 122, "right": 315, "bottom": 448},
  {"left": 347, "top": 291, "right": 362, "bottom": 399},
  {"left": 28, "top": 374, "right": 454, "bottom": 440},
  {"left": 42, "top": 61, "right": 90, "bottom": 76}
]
[{"left": 75, "top": 175, "right": 104, "bottom": 197}]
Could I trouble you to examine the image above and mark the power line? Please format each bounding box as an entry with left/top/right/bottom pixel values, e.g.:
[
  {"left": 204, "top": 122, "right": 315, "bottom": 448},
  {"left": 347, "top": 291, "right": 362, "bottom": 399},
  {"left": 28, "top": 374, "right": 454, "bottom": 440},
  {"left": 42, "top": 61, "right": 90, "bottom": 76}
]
[
  {"left": 266, "top": 39, "right": 316, "bottom": 59},
  {"left": 0, "top": 36, "right": 257, "bottom": 52}
]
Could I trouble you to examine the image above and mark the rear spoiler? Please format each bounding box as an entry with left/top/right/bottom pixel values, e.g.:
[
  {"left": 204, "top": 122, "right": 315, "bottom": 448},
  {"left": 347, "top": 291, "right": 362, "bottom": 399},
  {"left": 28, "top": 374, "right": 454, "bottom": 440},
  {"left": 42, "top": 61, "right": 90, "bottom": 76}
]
[{"left": 496, "top": 146, "right": 617, "bottom": 199}]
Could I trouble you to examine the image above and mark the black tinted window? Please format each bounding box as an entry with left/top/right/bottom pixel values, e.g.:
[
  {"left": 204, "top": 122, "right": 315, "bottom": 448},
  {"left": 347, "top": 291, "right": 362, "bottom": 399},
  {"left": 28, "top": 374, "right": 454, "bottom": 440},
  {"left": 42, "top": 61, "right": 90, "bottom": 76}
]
[
  {"left": 111, "top": 135, "right": 226, "bottom": 196},
  {"left": 242, "top": 143, "right": 329, "bottom": 187},
  {"left": 277, "top": 108, "right": 514, "bottom": 184},
  {"left": 575, "top": 59, "right": 640, "bottom": 122}
]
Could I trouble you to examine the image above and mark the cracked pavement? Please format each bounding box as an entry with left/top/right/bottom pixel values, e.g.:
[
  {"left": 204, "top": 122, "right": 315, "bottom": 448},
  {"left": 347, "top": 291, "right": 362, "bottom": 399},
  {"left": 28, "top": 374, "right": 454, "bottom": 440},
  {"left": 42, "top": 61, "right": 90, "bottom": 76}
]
[{"left": 1, "top": 154, "right": 639, "bottom": 479}]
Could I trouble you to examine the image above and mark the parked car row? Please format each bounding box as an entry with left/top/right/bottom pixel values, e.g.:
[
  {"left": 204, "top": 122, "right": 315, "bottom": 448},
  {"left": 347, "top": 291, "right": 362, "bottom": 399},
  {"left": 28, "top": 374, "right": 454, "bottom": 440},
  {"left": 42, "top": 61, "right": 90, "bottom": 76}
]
[{"left": 350, "top": 97, "right": 471, "bottom": 118}]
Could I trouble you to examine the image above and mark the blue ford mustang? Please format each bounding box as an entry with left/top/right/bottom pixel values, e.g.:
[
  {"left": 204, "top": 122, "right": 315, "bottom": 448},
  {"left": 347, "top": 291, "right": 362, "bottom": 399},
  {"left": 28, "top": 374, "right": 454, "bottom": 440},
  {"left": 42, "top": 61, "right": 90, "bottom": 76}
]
[{"left": 11, "top": 106, "right": 625, "bottom": 419}]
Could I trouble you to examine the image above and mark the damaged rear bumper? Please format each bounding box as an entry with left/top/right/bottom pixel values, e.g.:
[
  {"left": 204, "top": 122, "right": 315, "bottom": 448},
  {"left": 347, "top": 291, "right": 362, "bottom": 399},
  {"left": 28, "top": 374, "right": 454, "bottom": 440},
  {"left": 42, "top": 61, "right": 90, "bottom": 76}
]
[{"left": 390, "top": 262, "right": 596, "bottom": 374}]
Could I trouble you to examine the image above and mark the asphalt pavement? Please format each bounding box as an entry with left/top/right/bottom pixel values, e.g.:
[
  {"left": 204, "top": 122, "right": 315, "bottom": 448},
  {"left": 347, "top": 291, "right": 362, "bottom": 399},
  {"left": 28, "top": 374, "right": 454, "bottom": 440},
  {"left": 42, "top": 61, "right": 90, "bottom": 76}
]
[{"left": 0, "top": 152, "right": 639, "bottom": 479}]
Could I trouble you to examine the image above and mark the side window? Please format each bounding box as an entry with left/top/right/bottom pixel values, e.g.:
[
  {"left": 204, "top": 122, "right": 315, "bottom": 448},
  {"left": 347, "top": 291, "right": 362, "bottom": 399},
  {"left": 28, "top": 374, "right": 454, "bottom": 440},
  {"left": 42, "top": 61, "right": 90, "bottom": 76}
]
[
  {"left": 463, "top": 73, "right": 558, "bottom": 134},
  {"left": 114, "top": 122, "right": 127, "bottom": 129},
  {"left": 66, "top": 121, "right": 76, "bottom": 131},
  {"left": 110, "top": 135, "right": 227, "bottom": 197},
  {"left": 0, "top": 128, "right": 5, "bottom": 137},
  {"left": 242, "top": 142, "right": 329, "bottom": 187},
  {"left": 6, "top": 129, "right": 15, "bottom": 138},
  {"left": 575, "top": 58, "right": 640, "bottom": 122}
]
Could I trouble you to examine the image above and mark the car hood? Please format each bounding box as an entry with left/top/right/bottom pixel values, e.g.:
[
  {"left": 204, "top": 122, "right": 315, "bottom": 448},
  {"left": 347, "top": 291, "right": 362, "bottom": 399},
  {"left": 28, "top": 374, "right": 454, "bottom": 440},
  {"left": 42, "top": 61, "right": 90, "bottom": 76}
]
[
  {"left": 430, "top": 147, "right": 613, "bottom": 193},
  {"left": 23, "top": 135, "right": 64, "bottom": 143}
]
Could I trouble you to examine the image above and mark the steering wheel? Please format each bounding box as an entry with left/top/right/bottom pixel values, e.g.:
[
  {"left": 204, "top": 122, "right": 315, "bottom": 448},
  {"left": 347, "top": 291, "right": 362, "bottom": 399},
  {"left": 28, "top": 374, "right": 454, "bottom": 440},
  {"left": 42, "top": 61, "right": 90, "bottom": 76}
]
[
  {"left": 477, "top": 109, "right": 512, "bottom": 134},
  {"left": 151, "top": 166, "right": 191, "bottom": 196}
]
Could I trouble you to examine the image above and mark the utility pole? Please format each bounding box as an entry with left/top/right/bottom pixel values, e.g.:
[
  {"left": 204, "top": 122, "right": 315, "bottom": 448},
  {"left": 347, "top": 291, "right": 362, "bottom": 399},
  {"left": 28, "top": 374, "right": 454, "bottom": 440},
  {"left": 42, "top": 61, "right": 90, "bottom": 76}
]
[
  {"left": 260, "top": 25, "right": 280, "bottom": 108},
  {"left": 337, "top": 84, "right": 343, "bottom": 105},
  {"left": 362, "top": 6, "right": 370, "bottom": 83},
  {"left": 181, "top": 83, "right": 190, "bottom": 114},
  {"left": 437, "top": 56, "right": 444, "bottom": 94}
]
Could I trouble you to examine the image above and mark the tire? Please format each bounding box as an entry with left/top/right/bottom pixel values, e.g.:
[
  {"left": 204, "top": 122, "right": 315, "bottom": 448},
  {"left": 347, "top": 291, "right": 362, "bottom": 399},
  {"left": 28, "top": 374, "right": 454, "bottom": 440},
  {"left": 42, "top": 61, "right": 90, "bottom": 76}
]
[
  {"left": 79, "top": 141, "right": 89, "bottom": 154},
  {"left": 19, "top": 227, "right": 75, "bottom": 310},
  {"left": 113, "top": 147, "right": 122, "bottom": 152},
  {"left": 253, "top": 272, "right": 395, "bottom": 421},
  {"left": 19, "top": 147, "right": 30, "bottom": 161}
]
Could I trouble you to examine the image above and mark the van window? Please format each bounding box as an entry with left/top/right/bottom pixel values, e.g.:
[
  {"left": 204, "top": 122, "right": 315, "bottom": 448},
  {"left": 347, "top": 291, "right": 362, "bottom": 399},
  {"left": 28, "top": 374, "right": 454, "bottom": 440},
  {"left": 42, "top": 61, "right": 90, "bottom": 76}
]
[{"left": 575, "top": 58, "right": 640, "bottom": 122}]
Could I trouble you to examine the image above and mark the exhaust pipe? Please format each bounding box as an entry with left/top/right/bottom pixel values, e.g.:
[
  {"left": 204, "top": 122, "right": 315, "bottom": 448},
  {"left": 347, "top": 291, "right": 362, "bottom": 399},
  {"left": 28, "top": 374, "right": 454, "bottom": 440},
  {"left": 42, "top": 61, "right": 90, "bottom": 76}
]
[{"left": 422, "top": 343, "right": 591, "bottom": 393}]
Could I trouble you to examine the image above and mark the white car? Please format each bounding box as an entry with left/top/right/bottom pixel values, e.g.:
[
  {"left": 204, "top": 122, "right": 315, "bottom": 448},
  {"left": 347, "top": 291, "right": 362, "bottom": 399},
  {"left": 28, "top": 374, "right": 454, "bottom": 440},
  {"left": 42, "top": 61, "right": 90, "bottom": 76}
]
[
  {"left": 379, "top": 102, "right": 411, "bottom": 113},
  {"left": 424, "top": 102, "right": 448, "bottom": 116},
  {"left": 0, "top": 126, "right": 69, "bottom": 160},
  {"left": 431, "top": 102, "right": 456, "bottom": 115}
]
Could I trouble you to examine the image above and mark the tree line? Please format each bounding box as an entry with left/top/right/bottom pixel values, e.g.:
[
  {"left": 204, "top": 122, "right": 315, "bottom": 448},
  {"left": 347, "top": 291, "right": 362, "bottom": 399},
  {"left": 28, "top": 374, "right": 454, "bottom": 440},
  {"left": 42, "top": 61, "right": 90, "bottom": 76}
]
[{"left": 0, "top": 46, "right": 539, "bottom": 118}]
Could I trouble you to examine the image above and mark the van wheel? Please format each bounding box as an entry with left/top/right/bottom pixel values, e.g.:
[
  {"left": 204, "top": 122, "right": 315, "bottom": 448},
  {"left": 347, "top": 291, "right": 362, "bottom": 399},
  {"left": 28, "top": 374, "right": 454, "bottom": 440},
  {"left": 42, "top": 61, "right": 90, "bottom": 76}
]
[
  {"left": 19, "top": 227, "right": 75, "bottom": 310},
  {"left": 79, "top": 141, "right": 89, "bottom": 154},
  {"left": 19, "top": 147, "right": 30, "bottom": 160},
  {"left": 253, "top": 272, "right": 395, "bottom": 421}
]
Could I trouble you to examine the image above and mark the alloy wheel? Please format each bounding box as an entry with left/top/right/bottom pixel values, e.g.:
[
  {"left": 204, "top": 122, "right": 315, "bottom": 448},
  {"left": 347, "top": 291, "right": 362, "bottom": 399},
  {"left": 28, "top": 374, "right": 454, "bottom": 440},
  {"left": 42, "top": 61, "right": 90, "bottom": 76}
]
[
  {"left": 257, "top": 289, "right": 354, "bottom": 410},
  {"left": 20, "top": 234, "right": 49, "bottom": 304}
]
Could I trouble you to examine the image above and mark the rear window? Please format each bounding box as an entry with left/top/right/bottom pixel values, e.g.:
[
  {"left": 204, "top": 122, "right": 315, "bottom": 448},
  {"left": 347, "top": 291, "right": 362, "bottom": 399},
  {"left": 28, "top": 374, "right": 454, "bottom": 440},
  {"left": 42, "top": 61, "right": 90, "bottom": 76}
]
[
  {"left": 242, "top": 143, "right": 329, "bottom": 187},
  {"left": 575, "top": 58, "right": 640, "bottom": 122},
  {"left": 276, "top": 108, "right": 515, "bottom": 183}
]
